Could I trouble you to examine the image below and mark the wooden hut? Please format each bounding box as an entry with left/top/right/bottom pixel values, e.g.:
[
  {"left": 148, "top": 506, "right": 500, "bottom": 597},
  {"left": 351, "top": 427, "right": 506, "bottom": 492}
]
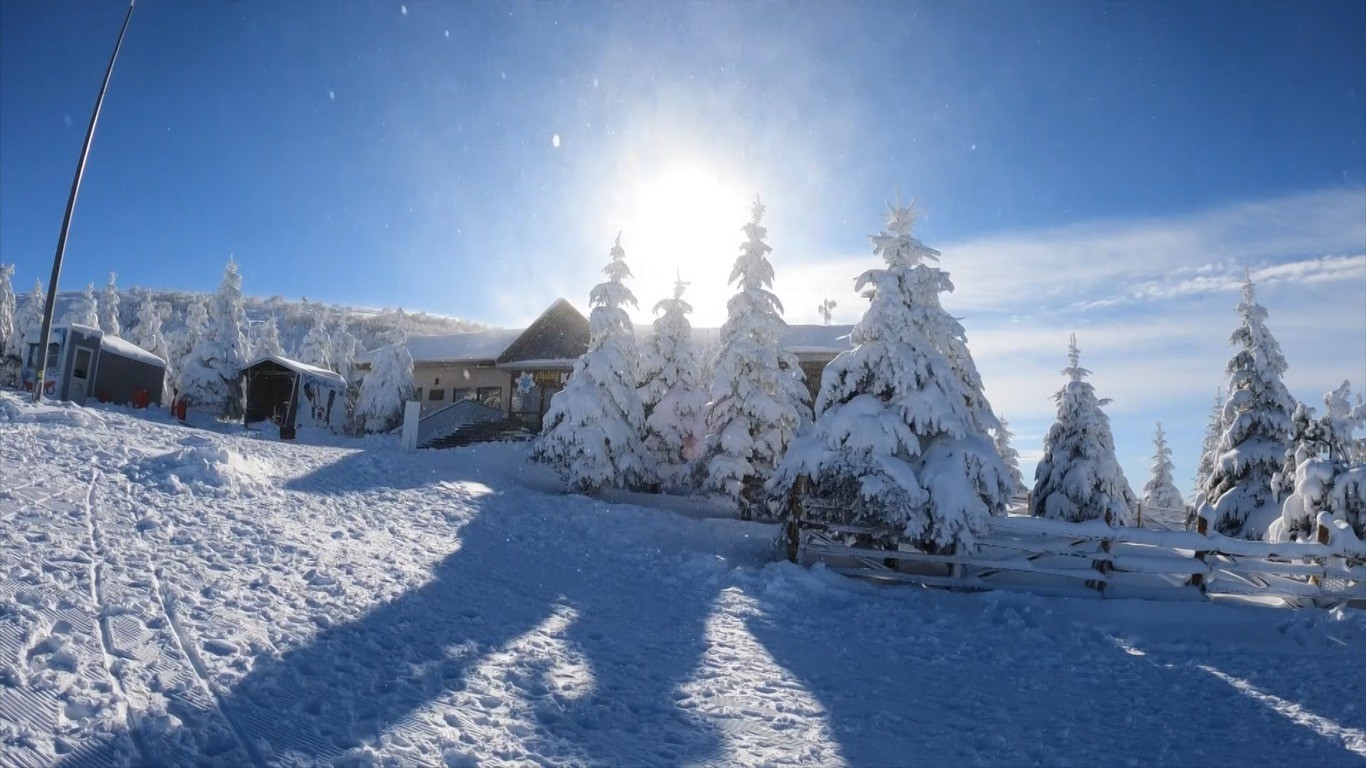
[{"left": 240, "top": 355, "right": 348, "bottom": 438}]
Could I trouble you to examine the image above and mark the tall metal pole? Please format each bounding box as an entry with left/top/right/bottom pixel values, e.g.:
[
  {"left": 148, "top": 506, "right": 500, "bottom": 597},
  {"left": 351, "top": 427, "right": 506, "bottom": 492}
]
[{"left": 31, "top": 1, "right": 136, "bottom": 402}]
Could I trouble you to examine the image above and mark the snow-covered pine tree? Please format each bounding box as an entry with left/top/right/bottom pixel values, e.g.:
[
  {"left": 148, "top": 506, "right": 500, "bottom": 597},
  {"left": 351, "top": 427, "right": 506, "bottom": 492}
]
[
  {"left": 639, "top": 274, "right": 707, "bottom": 488},
  {"left": 251, "top": 314, "right": 284, "bottom": 359},
  {"left": 994, "top": 414, "right": 1027, "bottom": 500},
  {"left": 177, "top": 260, "right": 250, "bottom": 418},
  {"left": 0, "top": 264, "right": 15, "bottom": 360},
  {"left": 1201, "top": 276, "right": 1294, "bottom": 539},
  {"left": 1141, "top": 422, "right": 1186, "bottom": 527},
  {"left": 99, "top": 273, "right": 121, "bottom": 337},
  {"left": 1271, "top": 381, "right": 1366, "bottom": 541},
  {"left": 298, "top": 311, "right": 332, "bottom": 369},
  {"left": 1190, "top": 389, "right": 1224, "bottom": 505},
  {"left": 354, "top": 328, "right": 415, "bottom": 434},
  {"left": 1032, "top": 336, "right": 1137, "bottom": 525},
  {"left": 12, "top": 280, "right": 46, "bottom": 365},
  {"left": 132, "top": 298, "right": 172, "bottom": 404},
  {"left": 166, "top": 297, "right": 208, "bottom": 400},
  {"left": 329, "top": 314, "right": 360, "bottom": 385},
  {"left": 63, "top": 283, "right": 99, "bottom": 328},
  {"left": 705, "top": 198, "right": 810, "bottom": 518},
  {"left": 533, "top": 235, "right": 651, "bottom": 493},
  {"left": 771, "top": 198, "right": 1010, "bottom": 552}
]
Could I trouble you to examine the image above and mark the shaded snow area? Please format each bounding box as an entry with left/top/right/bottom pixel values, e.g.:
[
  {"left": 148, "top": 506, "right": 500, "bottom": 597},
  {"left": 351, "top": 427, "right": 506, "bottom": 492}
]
[{"left": 1, "top": 392, "right": 1364, "bottom": 767}]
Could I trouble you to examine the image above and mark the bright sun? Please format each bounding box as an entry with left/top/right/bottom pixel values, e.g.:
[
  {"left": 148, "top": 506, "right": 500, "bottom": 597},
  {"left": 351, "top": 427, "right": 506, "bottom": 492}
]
[{"left": 617, "top": 163, "right": 751, "bottom": 326}]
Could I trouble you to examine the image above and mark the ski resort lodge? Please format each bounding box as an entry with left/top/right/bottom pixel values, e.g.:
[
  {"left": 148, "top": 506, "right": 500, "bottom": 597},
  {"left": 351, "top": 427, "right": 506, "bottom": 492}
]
[
  {"left": 355, "top": 298, "right": 853, "bottom": 433},
  {"left": 18, "top": 323, "right": 166, "bottom": 407}
]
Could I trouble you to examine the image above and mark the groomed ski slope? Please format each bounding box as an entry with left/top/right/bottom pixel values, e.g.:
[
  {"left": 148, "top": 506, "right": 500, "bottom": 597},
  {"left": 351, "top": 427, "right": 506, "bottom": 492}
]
[{"left": 1, "top": 391, "right": 1363, "bottom": 767}]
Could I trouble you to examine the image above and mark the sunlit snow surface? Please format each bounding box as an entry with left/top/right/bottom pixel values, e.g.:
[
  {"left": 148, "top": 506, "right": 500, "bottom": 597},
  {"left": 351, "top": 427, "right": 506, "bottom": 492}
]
[{"left": 1, "top": 390, "right": 1363, "bottom": 767}]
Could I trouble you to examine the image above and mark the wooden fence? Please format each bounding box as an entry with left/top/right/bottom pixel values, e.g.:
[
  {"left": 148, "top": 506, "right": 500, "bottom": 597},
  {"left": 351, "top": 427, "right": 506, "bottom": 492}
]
[{"left": 784, "top": 492, "right": 1366, "bottom": 607}]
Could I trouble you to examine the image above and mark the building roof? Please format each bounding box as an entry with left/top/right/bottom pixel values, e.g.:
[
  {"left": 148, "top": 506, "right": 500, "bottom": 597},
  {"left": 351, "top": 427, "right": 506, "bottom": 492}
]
[
  {"left": 356, "top": 328, "right": 524, "bottom": 365},
  {"left": 241, "top": 354, "right": 347, "bottom": 387},
  {"left": 59, "top": 323, "right": 167, "bottom": 369}
]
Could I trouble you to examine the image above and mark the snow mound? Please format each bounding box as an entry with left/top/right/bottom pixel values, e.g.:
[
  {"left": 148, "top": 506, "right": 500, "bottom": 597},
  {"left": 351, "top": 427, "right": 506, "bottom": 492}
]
[
  {"left": 0, "top": 394, "right": 104, "bottom": 428},
  {"left": 134, "top": 441, "right": 274, "bottom": 495}
]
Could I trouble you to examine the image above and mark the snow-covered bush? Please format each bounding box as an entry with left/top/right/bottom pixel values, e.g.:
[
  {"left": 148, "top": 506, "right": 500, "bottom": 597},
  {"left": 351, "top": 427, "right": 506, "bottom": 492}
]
[
  {"left": 639, "top": 275, "right": 707, "bottom": 488},
  {"left": 534, "top": 236, "right": 651, "bottom": 493},
  {"left": 98, "top": 273, "right": 121, "bottom": 337},
  {"left": 329, "top": 315, "right": 360, "bottom": 386},
  {"left": 1270, "top": 381, "right": 1366, "bottom": 542},
  {"left": 705, "top": 198, "right": 810, "bottom": 518},
  {"left": 1141, "top": 422, "right": 1186, "bottom": 528},
  {"left": 12, "top": 280, "right": 46, "bottom": 366},
  {"left": 1202, "top": 277, "right": 1294, "bottom": 539},
  {"left": 62, "top": 283, "right": 98, "bottom": 328},
  {"left": 177, "top": 260, "right": 250, "bottom": 418},
  {"left": 771, "top": 198, "right": 1009, "bottom": 552},
  {"left": 1032, "top": 336, "right": 1136, "bottom": 525},
  {"left": 354, "top": 329, "right": 415, "bottom": 434},
  {"left": 166, "top": 297, "right": 208, "bottom": 401}
]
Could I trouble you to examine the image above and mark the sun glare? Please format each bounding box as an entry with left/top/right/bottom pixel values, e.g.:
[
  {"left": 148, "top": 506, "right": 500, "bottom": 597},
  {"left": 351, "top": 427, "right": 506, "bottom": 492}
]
[{"left": 618, "top": 164, "right": 751, "bottom": 326}]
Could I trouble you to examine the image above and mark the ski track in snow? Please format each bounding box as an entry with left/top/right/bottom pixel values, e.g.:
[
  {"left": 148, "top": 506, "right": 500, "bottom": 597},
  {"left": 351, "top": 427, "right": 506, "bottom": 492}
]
[{"left": 2, "top": 391, "right": 1365, "bottom": 767}]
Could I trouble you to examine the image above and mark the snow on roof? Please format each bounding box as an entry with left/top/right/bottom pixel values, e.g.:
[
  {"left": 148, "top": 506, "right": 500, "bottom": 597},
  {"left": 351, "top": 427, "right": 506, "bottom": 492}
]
[
  {"left": 99, "top": 333, "right": 167, "bottom": 369},
  {"left": 358, "top": 328, "right": 524, "bottom": 365},
  {"left": 241, "top": 354, "right": 347, "bottom": 386}
]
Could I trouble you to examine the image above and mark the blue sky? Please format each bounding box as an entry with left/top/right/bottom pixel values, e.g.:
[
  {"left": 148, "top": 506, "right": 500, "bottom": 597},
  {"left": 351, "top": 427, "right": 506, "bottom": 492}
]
[{"left": 2, "top": 0, "right": 1364, "bottom": 494}]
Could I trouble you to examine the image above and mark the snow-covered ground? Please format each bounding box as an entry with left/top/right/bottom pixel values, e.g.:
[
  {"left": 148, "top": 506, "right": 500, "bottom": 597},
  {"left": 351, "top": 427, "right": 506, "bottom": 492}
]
[{"left": 1, "top": 391, "right": 1364, "bottom": 767}]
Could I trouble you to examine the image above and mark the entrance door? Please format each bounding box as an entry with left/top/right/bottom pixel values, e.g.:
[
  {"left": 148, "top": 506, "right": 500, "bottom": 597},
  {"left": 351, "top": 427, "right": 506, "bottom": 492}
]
[{"left": 69, "top": 347, "right": 92, "bottom": 404}]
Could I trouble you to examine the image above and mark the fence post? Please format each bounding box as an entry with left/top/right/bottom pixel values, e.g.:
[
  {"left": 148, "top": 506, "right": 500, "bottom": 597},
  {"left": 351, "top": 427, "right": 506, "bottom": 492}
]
[
  {"left": 1136, "top": 502, "right": 1143, "bottom": 528},
  {"left": 1188, "top": 514, "right": 1211, "bottom": 592},
  {"left": 1309, "top": 516, "right": 1331, "bottom": 588}
]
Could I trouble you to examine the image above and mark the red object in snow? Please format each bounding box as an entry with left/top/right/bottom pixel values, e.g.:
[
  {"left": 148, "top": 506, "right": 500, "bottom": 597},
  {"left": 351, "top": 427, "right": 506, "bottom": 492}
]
[
  {"left": 174, "top": 398, "right": 188, "bottom": 421},
  {"left": 133, "top": 389, "right": 150, "bottom": 409}
]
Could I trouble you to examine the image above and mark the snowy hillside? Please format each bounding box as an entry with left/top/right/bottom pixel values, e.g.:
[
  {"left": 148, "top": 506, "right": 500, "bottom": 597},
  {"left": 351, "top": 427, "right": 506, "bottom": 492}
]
[
  {"left": 36, "top": 287, "right": 487, "bottom": 356},
  {"left": 1, "top": 391, "right": 1364, "bottom": 766}
]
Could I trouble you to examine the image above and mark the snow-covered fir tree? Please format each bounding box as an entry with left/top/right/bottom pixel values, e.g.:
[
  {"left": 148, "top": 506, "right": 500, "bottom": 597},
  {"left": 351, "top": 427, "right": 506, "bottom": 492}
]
[
  {"left": 166, "top": 297, "right": 208, "bottom": 399},
  {"left": 12, "top": 280, "right": 46, "bottom": 364},
  {"left": 99, "top": 273, "right": 121, "bottom": 337},
  {"left": 771, "top": 199, "right": 1010, "bottom": 552},
  {"left": 354, "top": 328, "right": 414, "bottom": 434},
  {"left": 298, "top": 311, "right": 332, "bottom": 369},
  {"left": 993, "top": 414, "right": 1027, "bottom": 499},
  {"left": 1270, "top": 381, "right": 1366, "bottom": 541},
  {"left": 62, "top": 283, "right": 99, "bottom": 328},
  {"left": 1141, "top": 422, "right": 1186, "bottom": 527},
  {"left": 0, "top": 264, "right": 15, "bottom": 359},
  {"left": 705, "top": 198, "right": 810, "bottom": 518},
  {"left": 533, "top": 235, "right": 651, "bottom": 493},
  {"left": 1191, "top": 389, "right": 1224, "bottom": 506},
  {"left": 329, "top": 315, "right": 360, "bottom": 385},
  {"left": 639, "top": 274, "right": 707, "bottom": 488},
  {"left": 1200, "top": 276, "right": 1294, "bottom": 539},
  {"left": 1032, "top": 336, "right": 1136, "bottom": 525},
  {"left": 132, "top": 298, "right": 172, "bottom": 404},
  {"left": 250, "top": 314, "right": 284, "bottom": 359},
  {"left": 177, "top": 260, "right": 250, "bottom": 418}
]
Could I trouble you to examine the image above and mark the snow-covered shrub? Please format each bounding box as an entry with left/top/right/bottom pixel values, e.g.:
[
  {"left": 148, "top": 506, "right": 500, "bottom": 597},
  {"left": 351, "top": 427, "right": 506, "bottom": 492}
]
[
  {"left": 640, "top": 276, "right": 707, "bottom": 489},
  {"left": 297, "top": 310, "right": 332, "bottom": 369},
  {"left": 1141, "top": 422, "right": 1186, "bottom": 528},
  {"left": 1203, "top": 277, "right": 1294, "bottom": 539},
  {"left": 12, "top": 280, "right": 46, "bottom": 366},
  {"left": 771, "top": 198, "right": 1009, "bottom": 552},
  {"left": 98, "top": 273, "right": 121, "bottom": 337},
  {"left": 250, "top": 314, "right": 284, "bottom": 359},
  {"left": 705, "top": 198, "right": 810, "bottom": 518},
  {"left": 177, "top": 260, "right": 250, "bottom": 419},
  {"left": 534, "top": 236, "right": 651, "bottom": 493},
  {"left": 1270, "top": 381, "right": 1366, "bottom": 542},
  {"left": 1032, "top": 336, "right": 1136, "bottom": 525},
  {"left": 354, "top": 329, "right": 415, "bottom": 434},
  {"left": 166, "top": 297, "right": 208, "bottom": 401},
  {"left": 329, "top": 315, "right": 360, "bottom": 386},
  {"left": 61, "top": 283, "right": 98, "bottom": 328}
]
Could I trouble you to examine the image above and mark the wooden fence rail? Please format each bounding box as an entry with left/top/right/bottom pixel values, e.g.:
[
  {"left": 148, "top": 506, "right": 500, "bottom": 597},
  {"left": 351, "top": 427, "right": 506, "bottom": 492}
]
[{"left": 785, "top": 496, "right": 1366, "bottom": 607}]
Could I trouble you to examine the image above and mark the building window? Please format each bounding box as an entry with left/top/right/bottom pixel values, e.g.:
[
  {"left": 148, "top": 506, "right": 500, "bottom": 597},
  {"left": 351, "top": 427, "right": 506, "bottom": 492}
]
[
  {"left": 428, "top": 388, "right": 446, "bottom": 402},
  {"left": 45, "top": 343, "right": 60, "bottom": 372},
  {"left": 477, "top": 386, "right": 502, "bottom": 409},
  {"left": 452, "top": 388, "right": 474, "bottom": 403}
]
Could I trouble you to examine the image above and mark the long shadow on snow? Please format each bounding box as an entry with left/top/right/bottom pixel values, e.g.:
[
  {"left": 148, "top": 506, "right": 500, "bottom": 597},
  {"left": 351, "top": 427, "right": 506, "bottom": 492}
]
[
  {"left": 745, "top": 580, "right": 1366, "bottom": 767},
  {"left": 65, "top": 477, "right": 727, "bottom": 766},
  {"left": 281, "top": 445, "right": 464, "bottom": 495}
]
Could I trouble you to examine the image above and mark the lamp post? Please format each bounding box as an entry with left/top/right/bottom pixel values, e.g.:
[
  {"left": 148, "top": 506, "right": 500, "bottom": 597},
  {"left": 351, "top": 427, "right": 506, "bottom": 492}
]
[{"left": 31, "top": 1, "right": 136, "bottom": 402}]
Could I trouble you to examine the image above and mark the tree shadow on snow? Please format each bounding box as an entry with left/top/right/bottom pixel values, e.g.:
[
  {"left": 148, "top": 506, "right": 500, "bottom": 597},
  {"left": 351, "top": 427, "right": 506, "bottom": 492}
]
[
  {"left": 62, "top": 481, "right": 728, "bottom": 766},
  {"left": 744, "top": 582, "right": 1366, "bottom": 767}
]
